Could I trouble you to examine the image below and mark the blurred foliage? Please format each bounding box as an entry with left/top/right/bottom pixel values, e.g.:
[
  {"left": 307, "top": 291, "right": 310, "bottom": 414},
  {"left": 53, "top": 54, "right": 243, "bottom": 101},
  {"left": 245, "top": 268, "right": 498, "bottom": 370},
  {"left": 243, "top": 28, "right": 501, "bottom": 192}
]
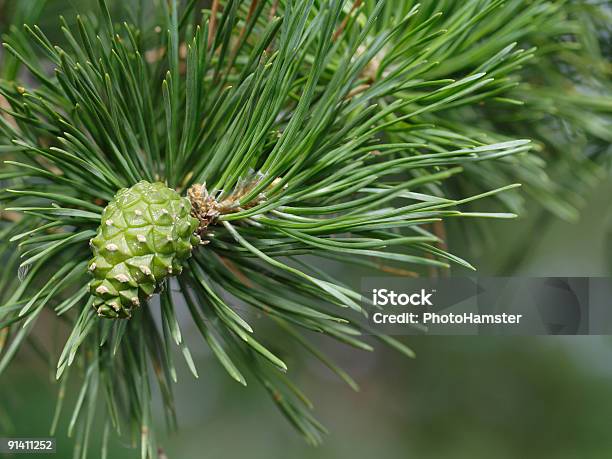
[{"left": 4, "top": 336, "right": 612, "bottom": 459}]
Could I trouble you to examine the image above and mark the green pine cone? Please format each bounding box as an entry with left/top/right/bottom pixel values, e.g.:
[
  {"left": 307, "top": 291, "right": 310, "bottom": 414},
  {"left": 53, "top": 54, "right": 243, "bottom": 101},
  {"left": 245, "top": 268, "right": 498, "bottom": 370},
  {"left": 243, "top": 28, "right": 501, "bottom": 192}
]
[{"left": 88, "top": 181, "right": 200, "bottom": 319}]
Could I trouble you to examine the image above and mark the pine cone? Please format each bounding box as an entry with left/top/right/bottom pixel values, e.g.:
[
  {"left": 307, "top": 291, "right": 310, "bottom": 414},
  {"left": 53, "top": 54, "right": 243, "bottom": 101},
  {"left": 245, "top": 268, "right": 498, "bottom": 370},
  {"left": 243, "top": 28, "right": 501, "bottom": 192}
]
[{"left": 88, "top": 181, "right": 199, "bottom": 318}]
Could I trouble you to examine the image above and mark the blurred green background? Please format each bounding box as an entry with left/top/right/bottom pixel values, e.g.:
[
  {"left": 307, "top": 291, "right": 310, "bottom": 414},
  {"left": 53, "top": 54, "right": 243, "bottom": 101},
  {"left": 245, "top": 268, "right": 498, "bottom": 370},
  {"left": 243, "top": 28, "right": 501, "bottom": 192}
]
[{"left": 1, "top": 1, "right": 612, "bottom": 458}]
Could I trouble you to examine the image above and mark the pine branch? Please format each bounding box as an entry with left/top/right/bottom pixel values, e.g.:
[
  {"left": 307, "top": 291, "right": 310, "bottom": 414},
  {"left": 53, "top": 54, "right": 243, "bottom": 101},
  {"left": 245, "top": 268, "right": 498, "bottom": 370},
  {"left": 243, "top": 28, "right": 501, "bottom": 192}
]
[{"left": 0, "top": 0, "right": 608, "bottom": 457}]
